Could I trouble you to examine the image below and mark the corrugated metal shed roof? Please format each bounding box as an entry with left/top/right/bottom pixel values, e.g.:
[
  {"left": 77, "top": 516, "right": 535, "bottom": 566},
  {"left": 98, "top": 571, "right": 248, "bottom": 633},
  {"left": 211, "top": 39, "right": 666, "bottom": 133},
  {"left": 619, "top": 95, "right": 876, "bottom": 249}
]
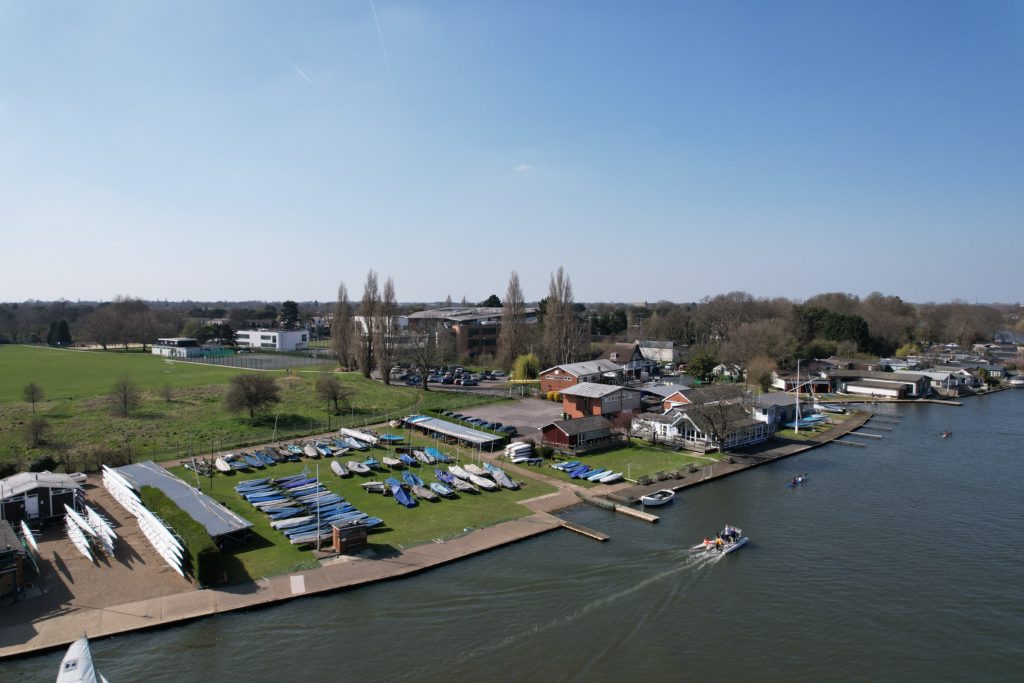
[
  {"left": 560, "top": 382, "right": 631, "bottom": 398},
  {"left": 116, "top": 461, "right": 252, "bottom": 539},
  {"left": 0, "top": 472, "right": 81, "bottom": 499}
]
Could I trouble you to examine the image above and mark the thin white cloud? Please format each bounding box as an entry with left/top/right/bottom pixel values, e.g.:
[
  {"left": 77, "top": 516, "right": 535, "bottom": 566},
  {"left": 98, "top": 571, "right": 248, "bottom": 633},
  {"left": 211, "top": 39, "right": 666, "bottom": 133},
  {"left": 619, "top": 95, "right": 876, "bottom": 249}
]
[
  {"left": 514, "top": 163, "right": 532, "bottom": 172},
  {"left": 111, "top": 240, "right": 124, "bottom": 247},
  {"left": 287, "top": 58, "right": 313, "bottom": 85}
]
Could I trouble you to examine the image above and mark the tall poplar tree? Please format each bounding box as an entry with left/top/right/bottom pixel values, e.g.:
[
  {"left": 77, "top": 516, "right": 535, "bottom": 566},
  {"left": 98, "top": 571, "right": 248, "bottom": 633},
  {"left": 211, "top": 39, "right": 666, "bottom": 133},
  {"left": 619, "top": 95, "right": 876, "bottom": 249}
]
[{"left": 331, "top": 282, "right": 353, "bottom": 370}]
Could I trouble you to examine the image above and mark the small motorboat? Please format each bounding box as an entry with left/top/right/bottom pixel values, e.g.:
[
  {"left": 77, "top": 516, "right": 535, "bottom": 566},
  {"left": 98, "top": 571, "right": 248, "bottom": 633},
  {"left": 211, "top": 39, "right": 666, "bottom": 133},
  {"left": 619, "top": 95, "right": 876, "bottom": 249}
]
[
  {"left": 941, "top": 431, "right": 952, "bottom": 439},
  {"left": 640, "top": 489, "right": 675, "bottom": 507},
  {"left": 785, "top": 474, "right": 809, "bottom": 488},
  {"left": 330, "top": 461, "right": 350, "bottom": 478},
  {"left": 689, "top": 525, "right": 748, "bottom": 555}
]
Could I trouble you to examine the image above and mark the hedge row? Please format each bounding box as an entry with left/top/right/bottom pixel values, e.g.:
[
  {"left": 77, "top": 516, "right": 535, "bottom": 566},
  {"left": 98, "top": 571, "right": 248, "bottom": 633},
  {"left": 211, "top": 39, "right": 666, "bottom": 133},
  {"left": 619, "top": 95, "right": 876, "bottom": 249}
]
[{"left": 139, "top": 485, "right": 222, "bottom": 587}]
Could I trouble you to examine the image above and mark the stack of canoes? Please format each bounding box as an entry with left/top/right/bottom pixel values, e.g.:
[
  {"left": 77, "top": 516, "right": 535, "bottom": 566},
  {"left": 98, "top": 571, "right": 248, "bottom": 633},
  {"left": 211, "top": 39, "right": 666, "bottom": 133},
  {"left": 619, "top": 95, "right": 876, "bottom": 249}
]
[{"left": 550, "top": 461, "right": 623, "bottom": 484}]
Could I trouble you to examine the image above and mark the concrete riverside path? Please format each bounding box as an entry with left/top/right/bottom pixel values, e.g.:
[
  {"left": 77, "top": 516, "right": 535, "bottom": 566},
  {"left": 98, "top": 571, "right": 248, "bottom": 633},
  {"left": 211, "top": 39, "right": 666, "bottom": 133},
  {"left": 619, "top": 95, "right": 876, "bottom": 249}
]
[{"left": 0, "top": 507, "right": 562, "bottom": 660}]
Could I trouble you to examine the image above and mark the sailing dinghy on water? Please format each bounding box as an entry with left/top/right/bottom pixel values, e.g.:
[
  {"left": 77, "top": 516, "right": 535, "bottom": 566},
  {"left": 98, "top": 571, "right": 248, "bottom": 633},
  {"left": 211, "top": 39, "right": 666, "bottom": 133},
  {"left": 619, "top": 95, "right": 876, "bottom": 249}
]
[{"left": 57, "top": 637, "right": 109, "bottom": 683}]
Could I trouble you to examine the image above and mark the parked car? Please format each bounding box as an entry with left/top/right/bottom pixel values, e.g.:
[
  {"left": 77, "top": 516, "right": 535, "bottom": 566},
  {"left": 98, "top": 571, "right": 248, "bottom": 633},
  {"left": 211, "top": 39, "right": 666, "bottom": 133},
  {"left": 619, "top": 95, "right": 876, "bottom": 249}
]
[
  {"left": 440, "top": 377, "right": 453, "bottom": 384},
  {"left": 443, "top": 410, "right": 456, "bottom": 417},
  {"left": 498, "top": 425, "right": 518, "bottom": 436},
  {"left": 466, "top": 417, "right": 484, "bottom": 425},
  {"left": 460, "top": 378, "right": 478, "bottom": 386},
  {"left": 478, "top": 420, "right": 495, "bottom": 429},
  {"left": 491, "top": 370, "right": 506, "bottom": 377},
  {"left": 405, "top": 376, "right": 421, "bottom": 386}
]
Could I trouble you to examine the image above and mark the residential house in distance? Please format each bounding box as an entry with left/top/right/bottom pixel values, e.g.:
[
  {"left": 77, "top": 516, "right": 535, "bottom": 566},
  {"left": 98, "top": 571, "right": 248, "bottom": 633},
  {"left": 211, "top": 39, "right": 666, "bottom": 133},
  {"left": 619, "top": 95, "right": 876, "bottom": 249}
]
[
  {"left": 751, "top": 392, "right": 811, "bottom": 431},
  {"left": 560, "top": 383, "right": 642, "bottom": 419},
  {"left": 771, "top": 369, "right": 832, "bottom": 394},
  {"left": 639, "top": 384, "right": 694, "bottom": 411},
  {"left": 638, "top": 340, "right": 688, "bottom": 369},
  {"left": 632, "top": 404, "right": 770, "bottom": 453},
  {"left": 598, "top": 342, "right": 655, "bottom": 379},
  {"left": 538, "top": 416, "right": 623, "bottom": 453},
  {"left": 539, "top": 359, "right": 624, "bottom": 394},
  {"left": 236, "top": 328, "right": 310, "bottom": 351}
]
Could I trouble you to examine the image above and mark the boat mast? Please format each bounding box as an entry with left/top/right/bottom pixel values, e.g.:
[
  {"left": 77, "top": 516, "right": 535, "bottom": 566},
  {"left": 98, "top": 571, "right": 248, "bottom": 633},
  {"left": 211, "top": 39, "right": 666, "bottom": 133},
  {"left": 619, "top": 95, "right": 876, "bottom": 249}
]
[{"left": 795, "top": 359, "right": 801, "bottom": 434}]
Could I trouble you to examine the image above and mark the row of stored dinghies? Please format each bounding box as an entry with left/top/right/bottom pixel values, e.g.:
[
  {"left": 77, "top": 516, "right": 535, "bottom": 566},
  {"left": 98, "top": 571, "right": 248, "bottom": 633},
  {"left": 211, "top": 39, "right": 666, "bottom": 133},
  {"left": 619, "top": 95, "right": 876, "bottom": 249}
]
[
  {"left": 361, "top": 462, "right": 520, "bottom": 508},
  {"left": 235, "top": 473, "right": 384, "bottom": 546},
  {"left": 549, "top": 460, "right": 624, "bottom": 485}
]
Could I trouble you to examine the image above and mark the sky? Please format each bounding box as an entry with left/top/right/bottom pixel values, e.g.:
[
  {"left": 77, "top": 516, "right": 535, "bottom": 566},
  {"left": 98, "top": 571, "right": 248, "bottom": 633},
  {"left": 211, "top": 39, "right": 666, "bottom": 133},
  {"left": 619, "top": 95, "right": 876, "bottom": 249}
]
[{"left": 1, "top": 1, "right": 1022, "bottom": 305}]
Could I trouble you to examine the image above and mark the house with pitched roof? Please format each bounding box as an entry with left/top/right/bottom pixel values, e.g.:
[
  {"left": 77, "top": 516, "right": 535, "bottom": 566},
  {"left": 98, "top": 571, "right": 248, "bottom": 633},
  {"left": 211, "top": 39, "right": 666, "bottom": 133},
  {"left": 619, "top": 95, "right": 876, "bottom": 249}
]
[
  {"left": 539, "top": 359, "right": 624, "bottom": 394},
  {"left": 538, "top": 416, "right": 624, "bottom": 453},
  {"left": 560, "top": 382, "right": 642, "bottom": 418}
]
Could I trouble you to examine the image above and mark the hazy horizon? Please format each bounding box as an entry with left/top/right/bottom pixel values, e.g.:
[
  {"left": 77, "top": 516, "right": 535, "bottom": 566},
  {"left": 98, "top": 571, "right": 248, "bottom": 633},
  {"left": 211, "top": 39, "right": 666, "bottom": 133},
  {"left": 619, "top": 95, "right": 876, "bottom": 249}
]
[{"left": 2, "top": 2, "right": 1021, "bottom": 303}]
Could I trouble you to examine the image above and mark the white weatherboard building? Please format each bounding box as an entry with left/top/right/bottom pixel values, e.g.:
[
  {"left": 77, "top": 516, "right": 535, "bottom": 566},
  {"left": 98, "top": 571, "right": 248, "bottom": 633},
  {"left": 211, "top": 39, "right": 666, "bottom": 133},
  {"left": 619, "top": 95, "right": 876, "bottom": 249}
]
[
  {"left": 236, "top": 329, "right": 309, "bottom": 351},
  {"left": 152, "top": 337, "right": 204, "bottom": 358}
]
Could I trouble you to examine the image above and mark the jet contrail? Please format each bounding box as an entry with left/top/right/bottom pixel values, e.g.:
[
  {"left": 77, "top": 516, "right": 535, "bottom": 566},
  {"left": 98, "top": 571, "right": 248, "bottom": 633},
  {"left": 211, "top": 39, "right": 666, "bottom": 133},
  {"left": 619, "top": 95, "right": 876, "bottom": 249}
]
[
  {"left": 369, "top": 0, "right": 398, "bottom": 106},
  {"left": 287, "top": 58, "right": 313, "bottom": 85}
]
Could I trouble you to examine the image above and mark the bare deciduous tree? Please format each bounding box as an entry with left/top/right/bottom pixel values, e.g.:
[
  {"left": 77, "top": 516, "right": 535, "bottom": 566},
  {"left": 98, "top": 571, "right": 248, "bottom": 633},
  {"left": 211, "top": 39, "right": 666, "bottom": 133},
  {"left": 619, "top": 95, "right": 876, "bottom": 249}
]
[
  {"left": 24, "top": 416, "right": 51, "bottom": 447},
  {"left": 224, "top": 374, "right": 282, "bottom": 421},
  {"left": 357, "top": 271, "right": 380, "bottom": 378},
  {"left": 315, "top": 374, "right": 350, "bottom": 414},
  {"left": 374, "top": 277, "right": 398, "bottom": 385},
  {"left": 109, "top": 376, "right": 143, "bottom": 417},
  {"left": 23, "top": 382, "right": 43, "bottom": 414},
  {"left": 331, "top": 282, "right": 353, "bottom": 370},
  {"left": 498, "top": 271, "right": 530, "bottom": 370},
  {"left": 405, "top": 319, "right": 440, "bottom": 391},
  {"left": 542, "top": 267, "right": 584, "bottom": 365}
]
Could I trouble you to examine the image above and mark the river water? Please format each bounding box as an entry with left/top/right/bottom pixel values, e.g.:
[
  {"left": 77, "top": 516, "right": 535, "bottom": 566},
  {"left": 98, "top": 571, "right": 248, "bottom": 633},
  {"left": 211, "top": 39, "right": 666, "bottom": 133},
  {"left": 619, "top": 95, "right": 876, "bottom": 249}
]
[{"left": 9, "top": 391, "right": 1024, "bottom": 682}]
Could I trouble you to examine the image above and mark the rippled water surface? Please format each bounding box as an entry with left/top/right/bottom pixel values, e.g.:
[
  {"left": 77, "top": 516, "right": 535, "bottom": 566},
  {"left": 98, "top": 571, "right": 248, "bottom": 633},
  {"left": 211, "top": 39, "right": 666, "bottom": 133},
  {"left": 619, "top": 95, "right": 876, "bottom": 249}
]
[{"left": 9, "top": 391, "right": 1024, "bottom": 682}]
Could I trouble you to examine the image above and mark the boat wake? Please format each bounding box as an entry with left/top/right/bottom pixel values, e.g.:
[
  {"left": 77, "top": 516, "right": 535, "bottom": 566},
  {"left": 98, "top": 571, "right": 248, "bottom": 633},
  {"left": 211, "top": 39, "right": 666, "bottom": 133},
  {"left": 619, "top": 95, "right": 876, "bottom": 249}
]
[{"left": 408, "top": 553, "right": 715, "bottom": 677}]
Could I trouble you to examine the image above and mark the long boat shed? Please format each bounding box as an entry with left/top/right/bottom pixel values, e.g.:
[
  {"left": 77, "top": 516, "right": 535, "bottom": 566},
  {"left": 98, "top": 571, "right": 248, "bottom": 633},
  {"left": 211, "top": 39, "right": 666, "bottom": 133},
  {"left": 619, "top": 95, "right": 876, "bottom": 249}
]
[
  {"left": 115, "top": 461, "right": 253, "bottom": 545},
  {"left": 401, "top": 415, "right": 504, "bottom": 450},
  {"left": 0, "top": 472, "right": 83, "bottom": 525}
]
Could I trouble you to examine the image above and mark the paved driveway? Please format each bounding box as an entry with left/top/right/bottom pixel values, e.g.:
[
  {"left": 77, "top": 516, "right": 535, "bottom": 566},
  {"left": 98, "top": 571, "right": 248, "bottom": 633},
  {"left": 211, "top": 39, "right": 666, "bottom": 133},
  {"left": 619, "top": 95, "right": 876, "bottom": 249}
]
[{"left": 458, "top": 398, "right": 564, "bottom": 441}]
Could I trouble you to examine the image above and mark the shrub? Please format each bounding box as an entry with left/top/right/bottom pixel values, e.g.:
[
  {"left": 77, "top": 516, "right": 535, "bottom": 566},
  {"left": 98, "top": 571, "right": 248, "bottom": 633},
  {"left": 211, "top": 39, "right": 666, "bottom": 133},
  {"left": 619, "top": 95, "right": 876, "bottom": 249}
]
[
  {"left": 139, "top": 485, "right": 223, "bottom": 587},
  {"left": 29, "top": 454, "right": 58, "bottom": 472},
  {"left": 535, "top": 445, "right": 554, "bottom": 459}
]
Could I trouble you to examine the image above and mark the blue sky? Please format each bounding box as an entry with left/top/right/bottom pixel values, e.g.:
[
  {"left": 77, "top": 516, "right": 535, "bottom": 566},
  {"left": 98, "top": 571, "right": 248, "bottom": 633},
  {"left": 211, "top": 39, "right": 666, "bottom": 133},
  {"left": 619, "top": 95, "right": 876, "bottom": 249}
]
[{"left": 1, "top": 1, "right": 1021, "bottom": 304}]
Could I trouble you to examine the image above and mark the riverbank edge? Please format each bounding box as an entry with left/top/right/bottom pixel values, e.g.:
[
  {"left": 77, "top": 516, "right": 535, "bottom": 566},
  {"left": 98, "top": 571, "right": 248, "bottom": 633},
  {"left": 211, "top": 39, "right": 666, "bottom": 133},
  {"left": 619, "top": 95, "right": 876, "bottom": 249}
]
[
  {"left": 0, "top": 398, "right": 963, "bottom": 661},
  {"left": 0, "top": 509, "right": 564, "bottom": 660}
]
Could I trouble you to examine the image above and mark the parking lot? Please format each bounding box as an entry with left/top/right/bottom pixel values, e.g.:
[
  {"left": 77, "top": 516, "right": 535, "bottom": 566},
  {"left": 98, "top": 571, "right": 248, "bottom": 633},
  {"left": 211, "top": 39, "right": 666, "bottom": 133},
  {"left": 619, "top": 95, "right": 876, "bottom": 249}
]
[{"left": 455, "top": 398, "right": 564, "bottom": 440}]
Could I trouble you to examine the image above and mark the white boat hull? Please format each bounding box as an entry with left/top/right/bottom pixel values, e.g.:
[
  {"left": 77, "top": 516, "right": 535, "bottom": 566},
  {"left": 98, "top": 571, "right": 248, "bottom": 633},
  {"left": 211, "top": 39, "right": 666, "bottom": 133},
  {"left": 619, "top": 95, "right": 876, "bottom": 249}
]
[{"left": 640, "top": 490, "right": 675, "bottom": 506}]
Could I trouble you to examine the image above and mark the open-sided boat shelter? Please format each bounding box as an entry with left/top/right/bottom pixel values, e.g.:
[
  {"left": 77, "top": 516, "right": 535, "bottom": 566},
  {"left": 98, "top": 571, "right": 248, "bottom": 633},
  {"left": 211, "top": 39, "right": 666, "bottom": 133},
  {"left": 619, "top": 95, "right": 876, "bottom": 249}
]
[
  {"left": 402, "top": 415, "right": 504, "bottom": 450},
  {"left": 116, "top": 461, "right": 253, "bottom": 545}
]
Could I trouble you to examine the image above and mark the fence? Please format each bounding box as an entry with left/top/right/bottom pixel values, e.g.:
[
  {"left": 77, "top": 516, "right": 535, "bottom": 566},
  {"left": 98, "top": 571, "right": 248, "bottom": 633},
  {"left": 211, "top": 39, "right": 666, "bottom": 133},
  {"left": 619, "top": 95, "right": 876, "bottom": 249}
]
[{"left": 172, "top": 352, "right": 331, "bottom": 371}]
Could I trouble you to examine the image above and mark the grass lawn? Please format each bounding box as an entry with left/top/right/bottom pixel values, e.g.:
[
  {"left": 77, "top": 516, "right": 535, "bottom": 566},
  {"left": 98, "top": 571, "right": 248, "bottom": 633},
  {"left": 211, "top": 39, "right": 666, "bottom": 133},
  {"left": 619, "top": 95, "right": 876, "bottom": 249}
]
[
  {"left": 167, "top": 431, "right": 553, "bottom": 582},
  {"left": 545, "top": 440, "right": 717, "bottom": 485},
  {"left": 0, "top": 345, "right": 506, "bottom": 466},
  {"left": 0, "top": 345, "right": 248, "bottom": 401}
]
